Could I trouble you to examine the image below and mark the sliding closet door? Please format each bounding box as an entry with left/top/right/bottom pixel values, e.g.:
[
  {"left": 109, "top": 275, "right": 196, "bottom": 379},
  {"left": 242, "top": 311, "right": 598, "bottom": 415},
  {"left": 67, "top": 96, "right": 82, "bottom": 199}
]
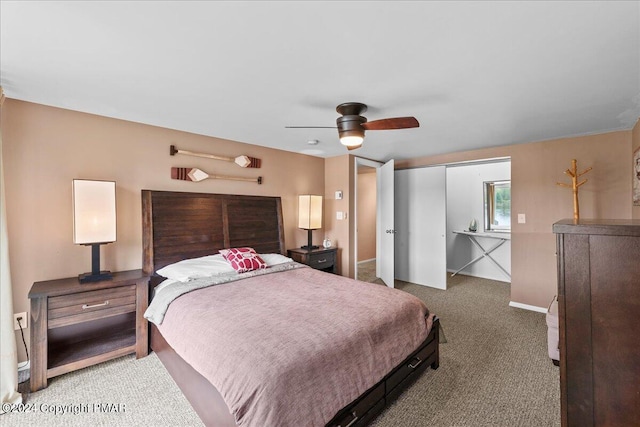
[{"left": 395, "top": 166, "right": 447, "bottom": 289}]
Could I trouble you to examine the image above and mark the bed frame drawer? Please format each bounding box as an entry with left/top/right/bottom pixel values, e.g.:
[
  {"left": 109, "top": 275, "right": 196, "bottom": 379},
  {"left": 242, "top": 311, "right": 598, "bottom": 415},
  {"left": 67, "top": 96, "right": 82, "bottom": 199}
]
[
  {"left": 48, "top": 285, "right": 137, "bottom": 328},
  {"left": 386, "top": 335, "right": 437, "bottom": 398},
  {"left": 328, "top": 327, "right": 439, "bottom": 427},
  {"left": 329, "top": 381, "right": 384, "bottom": 427}
]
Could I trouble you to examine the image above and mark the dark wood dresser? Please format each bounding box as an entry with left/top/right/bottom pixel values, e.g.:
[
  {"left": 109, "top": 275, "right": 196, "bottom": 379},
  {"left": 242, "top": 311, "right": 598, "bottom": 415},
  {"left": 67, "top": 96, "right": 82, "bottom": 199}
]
[{"left": 553, "top": 219, "right": 640, "bottom": 427}]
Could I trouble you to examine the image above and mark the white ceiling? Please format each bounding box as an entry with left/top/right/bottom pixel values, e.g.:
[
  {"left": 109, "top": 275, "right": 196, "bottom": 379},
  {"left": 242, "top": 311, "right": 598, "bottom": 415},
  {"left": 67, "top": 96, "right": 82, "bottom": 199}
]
[{"left": 1, "top": 1, "right": 639, "bottom": 161}]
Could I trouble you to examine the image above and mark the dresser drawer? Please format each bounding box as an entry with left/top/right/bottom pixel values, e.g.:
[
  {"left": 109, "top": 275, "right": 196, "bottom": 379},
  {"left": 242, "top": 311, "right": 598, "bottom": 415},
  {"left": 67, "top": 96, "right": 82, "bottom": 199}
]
[
  {"left": 48, "top": 285, "right": 136, "bottom": 329},
  {"left": 308, "top": 251, "right": 335, "bottom": 270}
]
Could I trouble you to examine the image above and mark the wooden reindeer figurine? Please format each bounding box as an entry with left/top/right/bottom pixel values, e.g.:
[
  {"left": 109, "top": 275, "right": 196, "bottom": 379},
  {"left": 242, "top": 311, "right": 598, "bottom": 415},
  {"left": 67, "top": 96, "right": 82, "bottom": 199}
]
[{"left": 556, "top": 159, "right": 592, "bottom": 222}]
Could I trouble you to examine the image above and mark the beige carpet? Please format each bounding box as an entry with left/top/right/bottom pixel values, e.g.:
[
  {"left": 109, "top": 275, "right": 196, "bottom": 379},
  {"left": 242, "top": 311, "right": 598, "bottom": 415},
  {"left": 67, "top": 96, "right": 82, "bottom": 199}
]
[
  {"left": 357, "top": 259, "right": 384, "bottom": 285},
  {"left": 371, "top": 275, "right": 560, "bottom": 427},
  {"left": 5, "top": 271, "right": 559, "bottom": 427},
  {"left": 7, "top": 353, "right": 203, "bottom": 427}
]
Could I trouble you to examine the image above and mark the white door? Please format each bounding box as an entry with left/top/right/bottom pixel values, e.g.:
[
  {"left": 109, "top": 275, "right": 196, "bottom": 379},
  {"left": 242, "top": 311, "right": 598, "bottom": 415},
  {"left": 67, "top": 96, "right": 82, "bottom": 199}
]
[
  {"left": 395, "top": 166, "right": 447, "bottom": 289},
  {"left": 377, "top": 159, "right": 395, "bottom": 288}
]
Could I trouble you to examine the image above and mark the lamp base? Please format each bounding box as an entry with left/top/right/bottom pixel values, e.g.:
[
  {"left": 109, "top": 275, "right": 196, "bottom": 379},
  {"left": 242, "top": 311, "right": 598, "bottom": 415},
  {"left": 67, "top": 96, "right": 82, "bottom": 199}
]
[
  {"left": 79, "top": 271, "right": 113, "bottom": 283},
  {"left": 78, "top": 243, "right": 112, "bottom": 283},
  {"left": 300, "top": 229, "right": 319, "bottom": 251}
]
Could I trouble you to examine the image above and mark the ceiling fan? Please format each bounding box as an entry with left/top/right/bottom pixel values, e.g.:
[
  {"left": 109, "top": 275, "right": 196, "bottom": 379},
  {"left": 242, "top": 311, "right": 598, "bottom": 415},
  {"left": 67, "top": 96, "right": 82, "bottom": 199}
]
[{"left": 286, "top": 102, "right": 419, "bottom": 150}]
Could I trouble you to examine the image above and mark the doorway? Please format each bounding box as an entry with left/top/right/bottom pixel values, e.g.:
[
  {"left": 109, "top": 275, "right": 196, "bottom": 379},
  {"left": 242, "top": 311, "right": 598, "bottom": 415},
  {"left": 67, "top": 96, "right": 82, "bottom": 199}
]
[
  {"left": 353, "top": 157, "right": 395, "bottom": 287},
  {"left": 356, "top": 163, "right": 378, "bottom": 282}
]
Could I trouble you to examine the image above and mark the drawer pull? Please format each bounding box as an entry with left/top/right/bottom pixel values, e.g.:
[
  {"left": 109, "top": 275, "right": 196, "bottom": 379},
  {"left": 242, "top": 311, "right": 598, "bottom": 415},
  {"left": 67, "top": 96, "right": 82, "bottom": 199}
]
[
  {"left": 343, "top": 411, "right": 358, "bottom": 427},
  {"left": 316, "top": 258, "right": 327, "bottom": 263},
  {"left": 82, "top": 301, "right": 109, "bottom": 310},
  {"left": 408, "top": 357, "right": 422, "bottom": 369}
]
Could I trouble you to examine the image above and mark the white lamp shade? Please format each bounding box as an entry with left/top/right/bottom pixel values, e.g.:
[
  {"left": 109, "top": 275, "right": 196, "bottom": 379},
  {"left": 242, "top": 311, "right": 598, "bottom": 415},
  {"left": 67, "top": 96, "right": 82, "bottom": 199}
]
[
  {"left": 298, "top": 195, "right": 323, "bottom": 230},
  {"left": 73, "top": 180, "right": 117, "bottom": 244}
]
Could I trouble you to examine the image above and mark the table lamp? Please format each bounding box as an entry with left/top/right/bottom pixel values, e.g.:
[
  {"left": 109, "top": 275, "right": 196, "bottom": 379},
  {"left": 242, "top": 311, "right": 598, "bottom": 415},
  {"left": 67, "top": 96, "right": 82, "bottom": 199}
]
[
  {"left": 73, "top": 179, "right": 116, "bottom": 283},
  {"left": 298, "top": 194, "right": 322, "bottom": 250}
]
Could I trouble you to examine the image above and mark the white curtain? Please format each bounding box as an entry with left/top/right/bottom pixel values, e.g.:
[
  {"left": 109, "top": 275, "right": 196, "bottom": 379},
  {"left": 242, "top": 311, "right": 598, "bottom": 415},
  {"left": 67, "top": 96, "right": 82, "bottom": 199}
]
[{"left": 0, "top": 88, "right": 22, "bottom": 409}]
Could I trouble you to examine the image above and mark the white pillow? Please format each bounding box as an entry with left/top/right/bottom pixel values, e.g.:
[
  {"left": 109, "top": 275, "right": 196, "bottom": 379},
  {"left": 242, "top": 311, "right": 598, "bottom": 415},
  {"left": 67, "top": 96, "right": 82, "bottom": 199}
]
[
  {"left": 156, "top": 253, "right": 294, "bottom": 282},
  {"left": 156, "top": 254, "right": 235, "bottom": 282},
  {"left": 260, "top": 253, "right": 294, "bottom": 266}
]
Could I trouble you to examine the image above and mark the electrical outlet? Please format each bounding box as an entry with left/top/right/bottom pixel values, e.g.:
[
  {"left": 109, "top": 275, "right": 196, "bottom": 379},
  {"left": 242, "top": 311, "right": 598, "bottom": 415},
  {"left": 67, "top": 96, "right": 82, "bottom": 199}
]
[{"left": 13, "top": 312, "right": 28, "bottom": 330}]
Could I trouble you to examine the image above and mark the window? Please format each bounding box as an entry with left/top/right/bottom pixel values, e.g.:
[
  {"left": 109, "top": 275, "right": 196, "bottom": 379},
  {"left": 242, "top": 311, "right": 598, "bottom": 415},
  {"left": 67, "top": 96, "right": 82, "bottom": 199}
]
[{"left": 484, "top": 180, "right": 511, "bottom": 231}]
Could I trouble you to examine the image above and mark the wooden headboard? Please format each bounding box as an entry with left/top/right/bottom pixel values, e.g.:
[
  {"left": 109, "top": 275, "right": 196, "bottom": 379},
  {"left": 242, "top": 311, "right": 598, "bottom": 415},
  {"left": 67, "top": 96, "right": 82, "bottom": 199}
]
[{"left": 142, "top": 190, "right": 285, "bottom": 275}]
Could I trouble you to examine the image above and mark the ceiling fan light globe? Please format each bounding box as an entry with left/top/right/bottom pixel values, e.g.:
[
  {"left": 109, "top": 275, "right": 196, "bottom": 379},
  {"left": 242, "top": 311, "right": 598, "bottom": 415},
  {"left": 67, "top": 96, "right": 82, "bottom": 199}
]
[{"left": 340, "top": 135, "right": 364, "bottom": 147}]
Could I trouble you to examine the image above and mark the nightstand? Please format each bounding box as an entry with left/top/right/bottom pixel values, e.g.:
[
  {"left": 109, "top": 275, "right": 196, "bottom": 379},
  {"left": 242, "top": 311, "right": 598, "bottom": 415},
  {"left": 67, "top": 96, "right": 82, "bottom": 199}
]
[
  {"left": 28, "top": 269, "right": 149, "bottom": 391},
  {"left": 288, "top": 247, "right": 338, "bottom": 274}
]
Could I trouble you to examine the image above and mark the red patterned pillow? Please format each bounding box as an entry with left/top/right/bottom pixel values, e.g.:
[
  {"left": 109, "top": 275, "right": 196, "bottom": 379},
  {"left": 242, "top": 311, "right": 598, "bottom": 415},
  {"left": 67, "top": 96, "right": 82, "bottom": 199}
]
[{"left": 219, "top": 247, "right": 268, "bottom": 273}]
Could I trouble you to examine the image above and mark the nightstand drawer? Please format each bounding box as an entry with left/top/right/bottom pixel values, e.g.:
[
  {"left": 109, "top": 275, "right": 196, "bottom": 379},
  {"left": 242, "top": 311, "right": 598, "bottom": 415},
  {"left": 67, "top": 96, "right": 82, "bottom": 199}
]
[
  {"left": 288, "top": 247, "right": 338, "bottom": 274},
  {"left": 308, "top": 252, "right": 335, "bottom": 270},
  {"left": 48, "top": 285, "right": 136, "bottom": 328}
]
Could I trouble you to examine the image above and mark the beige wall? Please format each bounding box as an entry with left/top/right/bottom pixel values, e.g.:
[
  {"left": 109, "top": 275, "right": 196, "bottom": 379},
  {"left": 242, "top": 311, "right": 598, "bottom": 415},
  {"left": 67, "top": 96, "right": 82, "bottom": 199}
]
[
  {"left": 356, "top": 171, "right": 376, "bottom": 261},
  {"left": 398, "top": 130, "right": 632, "bottom": 309},
  {"left": 633, "top": 119, "right": 640, "bottom": 219},
  {"left": 324, "top": 155, "right": 354, "bottom": 278},
  {"left": 5, "top": 99, "right": 637, "bottom": 363},
  {"left": 2, "top": 100, "right": 324, "bottom": 361}
]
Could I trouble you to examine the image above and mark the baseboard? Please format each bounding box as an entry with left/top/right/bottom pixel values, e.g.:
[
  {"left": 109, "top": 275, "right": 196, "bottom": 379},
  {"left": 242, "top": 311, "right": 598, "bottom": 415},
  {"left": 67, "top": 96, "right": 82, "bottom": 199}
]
[
  {"left": 358, "top": 258, "right": 376, "bottom": 264},
  {"left": 509, "top": 301, "right": 547, "bottom": 313},
  {"left": 446, "top": 269, "right": 511, "bottom": 284}
]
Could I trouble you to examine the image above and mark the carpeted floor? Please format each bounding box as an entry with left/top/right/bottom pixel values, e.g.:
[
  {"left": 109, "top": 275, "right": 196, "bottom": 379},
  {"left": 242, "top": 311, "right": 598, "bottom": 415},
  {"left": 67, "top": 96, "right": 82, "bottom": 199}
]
[
  {"left": 371, "top": 275, "right": 560, "bottom": 427},
  {"left": 357, "top": 259, "right": 383, "bottom": 285},
  {"left": 4, "top": 269, "right": 559, "bottom": 427},
  {"left": 359, "top": 259, "right": 559, "bottom": 426}
]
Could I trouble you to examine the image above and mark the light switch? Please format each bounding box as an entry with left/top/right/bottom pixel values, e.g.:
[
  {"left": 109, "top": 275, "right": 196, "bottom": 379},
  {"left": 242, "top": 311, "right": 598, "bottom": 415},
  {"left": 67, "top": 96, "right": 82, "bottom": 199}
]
[
  {"left": 335, "top": 191, "right": 343, "bottom": 200},
  {"left": 518, "top": 214, "right": 526, "bottom": 224},
  {"left": 336, "top": 212, "right": 344, "bottom": 220}
]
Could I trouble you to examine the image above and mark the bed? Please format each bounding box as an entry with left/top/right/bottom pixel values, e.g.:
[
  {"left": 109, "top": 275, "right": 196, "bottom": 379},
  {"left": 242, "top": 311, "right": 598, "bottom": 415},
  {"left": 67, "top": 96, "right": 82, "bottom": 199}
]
[{"left": 141, "top": 190, "right": 440, "bottom": 427}]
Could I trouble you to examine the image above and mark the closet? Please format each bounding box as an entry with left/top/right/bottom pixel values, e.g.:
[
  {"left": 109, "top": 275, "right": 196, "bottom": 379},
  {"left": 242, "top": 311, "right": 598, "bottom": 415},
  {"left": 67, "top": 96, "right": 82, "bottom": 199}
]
[{"left": 394, "top": 159, "right": 511, "bottom": 289}]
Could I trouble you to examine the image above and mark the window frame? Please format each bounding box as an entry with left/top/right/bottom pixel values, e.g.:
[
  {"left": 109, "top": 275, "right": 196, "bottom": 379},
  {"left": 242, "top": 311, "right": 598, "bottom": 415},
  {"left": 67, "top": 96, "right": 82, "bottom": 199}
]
[{"left": 484, "top": 180, "right": 511, "bottom": 232}]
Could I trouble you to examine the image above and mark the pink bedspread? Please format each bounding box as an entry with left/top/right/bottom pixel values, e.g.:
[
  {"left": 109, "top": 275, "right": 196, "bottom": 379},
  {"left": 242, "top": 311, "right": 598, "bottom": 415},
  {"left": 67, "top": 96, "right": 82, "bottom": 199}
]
[{"left": 157, "top": 266, "right": 432, "bottom": 427}]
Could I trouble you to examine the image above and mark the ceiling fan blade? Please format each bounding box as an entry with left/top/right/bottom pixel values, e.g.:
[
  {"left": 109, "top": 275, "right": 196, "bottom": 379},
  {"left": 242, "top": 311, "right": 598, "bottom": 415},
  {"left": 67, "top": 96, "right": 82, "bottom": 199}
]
[
  {"left": 361, "top": 117, "right": 419, "bottom": 131},
  {"left": 285, "top": 126, "right": 337, "bottom": 129}
]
